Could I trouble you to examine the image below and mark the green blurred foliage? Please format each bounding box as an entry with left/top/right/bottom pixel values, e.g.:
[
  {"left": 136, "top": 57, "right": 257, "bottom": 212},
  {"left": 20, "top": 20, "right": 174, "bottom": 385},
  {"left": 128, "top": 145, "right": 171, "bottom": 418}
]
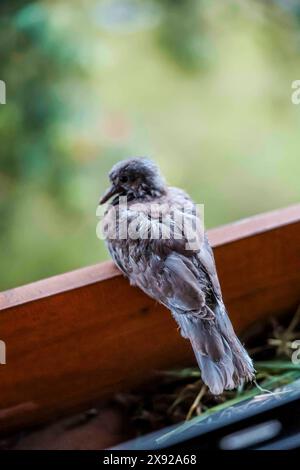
[
  {"left": 155, "top": 0, "right": 210, "bottom": 70},
  {"left": 0, "top": 0, "right": 300, "bottom": 290}
]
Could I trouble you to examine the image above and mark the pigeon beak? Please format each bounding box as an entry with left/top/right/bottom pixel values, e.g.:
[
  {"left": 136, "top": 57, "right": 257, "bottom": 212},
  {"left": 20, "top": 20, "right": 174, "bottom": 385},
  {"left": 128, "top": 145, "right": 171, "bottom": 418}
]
[{"left": 99, "top": 184, "right": 119, "bottom": 205}]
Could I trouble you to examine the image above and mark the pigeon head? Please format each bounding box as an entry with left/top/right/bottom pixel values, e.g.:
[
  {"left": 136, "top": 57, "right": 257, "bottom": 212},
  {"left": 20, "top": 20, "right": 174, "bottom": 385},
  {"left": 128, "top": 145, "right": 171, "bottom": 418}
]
[{"left": 99, "top": 157, "right": 167, "bottom": 204}]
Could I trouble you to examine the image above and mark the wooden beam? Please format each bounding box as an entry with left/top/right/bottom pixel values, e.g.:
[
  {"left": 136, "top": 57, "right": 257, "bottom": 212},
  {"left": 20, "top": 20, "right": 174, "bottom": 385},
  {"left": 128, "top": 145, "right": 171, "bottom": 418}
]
[{"left": 0, "top": 204, "right": 299, "bottom": 434}]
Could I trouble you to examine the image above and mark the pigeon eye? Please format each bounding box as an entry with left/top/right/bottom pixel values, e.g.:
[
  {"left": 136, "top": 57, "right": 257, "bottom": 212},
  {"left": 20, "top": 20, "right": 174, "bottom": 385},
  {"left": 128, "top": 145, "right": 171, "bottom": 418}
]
[{"left": 119, "top": 175, "right": 129, "bottom": 184}]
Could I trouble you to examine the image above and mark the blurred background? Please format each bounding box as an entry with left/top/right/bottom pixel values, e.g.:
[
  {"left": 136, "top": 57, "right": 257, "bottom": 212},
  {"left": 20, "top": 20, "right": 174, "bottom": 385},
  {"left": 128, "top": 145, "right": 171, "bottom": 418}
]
[{"left": 0, "top": 0, "right": 300, "bottom": 290}]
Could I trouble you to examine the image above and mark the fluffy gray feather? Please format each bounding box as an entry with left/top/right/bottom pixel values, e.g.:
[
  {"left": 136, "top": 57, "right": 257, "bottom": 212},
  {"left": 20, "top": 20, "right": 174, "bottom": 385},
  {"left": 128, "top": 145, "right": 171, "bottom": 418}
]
[{"left": 100, "top": 157, "right": 255, "bottom": 395}]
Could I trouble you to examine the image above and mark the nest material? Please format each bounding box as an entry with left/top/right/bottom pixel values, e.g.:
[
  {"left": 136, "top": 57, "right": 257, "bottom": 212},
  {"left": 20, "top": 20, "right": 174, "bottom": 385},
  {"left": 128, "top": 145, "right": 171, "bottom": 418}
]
[{"left": 115, "top": 304, "right": 300, "bottom": 437}]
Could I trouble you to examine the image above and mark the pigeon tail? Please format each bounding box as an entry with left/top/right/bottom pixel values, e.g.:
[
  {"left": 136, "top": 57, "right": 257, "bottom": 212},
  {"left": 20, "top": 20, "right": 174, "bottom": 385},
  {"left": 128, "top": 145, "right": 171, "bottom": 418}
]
[{"left": 172, "top": 304, "right": 255, "bottom": 395}]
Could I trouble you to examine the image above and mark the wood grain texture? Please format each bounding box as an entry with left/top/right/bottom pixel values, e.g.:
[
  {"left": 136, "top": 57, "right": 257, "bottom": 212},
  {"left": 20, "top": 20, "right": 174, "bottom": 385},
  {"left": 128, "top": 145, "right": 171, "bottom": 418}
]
[{"left": 0, "top": 204, "right": 299, "bottom": 434}]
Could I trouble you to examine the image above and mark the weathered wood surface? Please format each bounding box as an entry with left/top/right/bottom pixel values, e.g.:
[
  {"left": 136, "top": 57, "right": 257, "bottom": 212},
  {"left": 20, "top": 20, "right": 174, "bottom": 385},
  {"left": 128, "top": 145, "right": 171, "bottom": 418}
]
[{"left": 0, "top": 204, "right": 299, "bottom": 434}]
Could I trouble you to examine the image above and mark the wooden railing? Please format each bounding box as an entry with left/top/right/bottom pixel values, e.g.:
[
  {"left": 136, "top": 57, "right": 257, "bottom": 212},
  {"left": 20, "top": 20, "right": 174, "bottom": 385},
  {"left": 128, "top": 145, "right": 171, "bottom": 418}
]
[{"left": 0, "top": 204, "right": 299, "bottom": 435}]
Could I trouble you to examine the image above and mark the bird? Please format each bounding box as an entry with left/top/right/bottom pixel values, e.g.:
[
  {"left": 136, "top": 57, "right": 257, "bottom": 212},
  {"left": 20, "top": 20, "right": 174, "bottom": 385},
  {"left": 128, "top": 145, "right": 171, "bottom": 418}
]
[{"left": 99, "top": 157, "right": 254, "bottom": 395}]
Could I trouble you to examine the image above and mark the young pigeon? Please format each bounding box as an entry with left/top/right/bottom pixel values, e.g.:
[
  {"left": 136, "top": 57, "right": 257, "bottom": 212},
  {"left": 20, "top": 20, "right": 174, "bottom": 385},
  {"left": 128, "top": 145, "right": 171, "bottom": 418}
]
[{"left": 99, "top": 157, "right": 254, "bottom": 395}]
